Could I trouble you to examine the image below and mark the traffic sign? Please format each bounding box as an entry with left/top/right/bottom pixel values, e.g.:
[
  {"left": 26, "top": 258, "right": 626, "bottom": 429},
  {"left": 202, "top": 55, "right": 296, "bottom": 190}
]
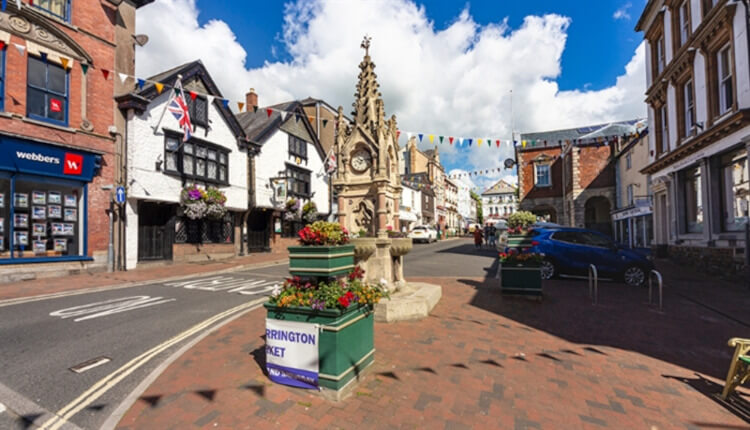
[{"left": 115, "top": 186, "right": 126, "bottom": 204}]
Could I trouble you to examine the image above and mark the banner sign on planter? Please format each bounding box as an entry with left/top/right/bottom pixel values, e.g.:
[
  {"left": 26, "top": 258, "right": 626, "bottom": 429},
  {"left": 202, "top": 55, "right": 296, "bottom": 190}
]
[{"left": 265, "top": 319, "right": 319, "bottom": 389}]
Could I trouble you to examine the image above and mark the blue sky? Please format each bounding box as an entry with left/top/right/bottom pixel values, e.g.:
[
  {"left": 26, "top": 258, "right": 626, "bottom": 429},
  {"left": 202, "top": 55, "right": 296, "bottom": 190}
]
[
  {"left": 195, "top": 0, "right": 644, "bottom": 92},
  {"left": 137, "top": 0, "right": 647, "bottom": 190}
]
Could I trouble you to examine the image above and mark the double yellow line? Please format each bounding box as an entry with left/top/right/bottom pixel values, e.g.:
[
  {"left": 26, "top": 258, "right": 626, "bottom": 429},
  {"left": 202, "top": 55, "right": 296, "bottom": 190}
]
[{"left": 40, "top": 298, "right": 265, "bottom": 430}]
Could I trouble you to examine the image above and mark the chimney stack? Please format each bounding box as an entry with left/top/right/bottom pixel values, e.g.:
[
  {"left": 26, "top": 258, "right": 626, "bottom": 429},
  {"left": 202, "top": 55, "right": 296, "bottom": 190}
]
[{"left": 246, "top": 88, "right": 258, "bottom": 111}]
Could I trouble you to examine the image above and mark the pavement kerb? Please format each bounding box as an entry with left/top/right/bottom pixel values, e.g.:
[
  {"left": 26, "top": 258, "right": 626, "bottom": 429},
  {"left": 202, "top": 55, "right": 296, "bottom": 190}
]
[
  {"left": 101, "top": 297, "right": 268, "bottom": 430},
  {"left": 0, "top": 258, "right": 288, "bottom": 308}
]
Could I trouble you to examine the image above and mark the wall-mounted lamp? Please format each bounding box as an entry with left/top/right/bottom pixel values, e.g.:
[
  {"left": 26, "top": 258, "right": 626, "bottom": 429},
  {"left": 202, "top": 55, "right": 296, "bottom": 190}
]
[{"left": 155, "top": 154, "right": 163, "bottom": 171}]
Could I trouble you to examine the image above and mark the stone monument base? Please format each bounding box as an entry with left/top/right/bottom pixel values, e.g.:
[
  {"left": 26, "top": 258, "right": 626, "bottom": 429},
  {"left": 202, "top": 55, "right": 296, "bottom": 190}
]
[{"left": 374, "top": 282, "right": 442, "bottom": 322}]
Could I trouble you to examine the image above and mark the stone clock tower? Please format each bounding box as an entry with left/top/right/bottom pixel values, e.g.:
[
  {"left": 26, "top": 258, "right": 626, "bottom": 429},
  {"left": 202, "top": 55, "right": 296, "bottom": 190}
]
[{"left": 334, "top": 37, "right": 402, "bottom": 235}]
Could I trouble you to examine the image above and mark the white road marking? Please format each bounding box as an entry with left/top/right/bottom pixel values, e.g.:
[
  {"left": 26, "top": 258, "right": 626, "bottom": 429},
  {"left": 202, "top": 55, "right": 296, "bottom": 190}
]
[
  {"left": 50, "top": 296, "right": 176, "bottom": 322},
  {"left": 40, "top": 299, "right": 265, "bottom": 430},
  {"left": 70, "top": 357, "right": 111, "bottom": 374},
  {"left": 165, "top": 276, "right": 280, "bottom": 295}
]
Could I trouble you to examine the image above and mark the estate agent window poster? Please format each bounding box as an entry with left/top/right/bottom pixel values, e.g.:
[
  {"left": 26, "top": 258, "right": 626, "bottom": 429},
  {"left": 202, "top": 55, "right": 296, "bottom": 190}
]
[
  {"left": 33, "top": 223, "right": 46, "bottom": 236},
  {"left": 48, "top": 205, "right": 62, "bottom": 219},
  {"left": 64, "top": 208, "right": 77, "bottom": 222},
  {"left": 51, "top": 223, "right": 64, "bottom": 235},
  {"left": 0, "top": 192, "right": 4, "bottom": 208},
  {"left": 64, "top": 195, "right": 76, "bottom": 207},
  {"left": 48, "top": 191, "right": 62, "bottom": 205},
  {"left": 32, "top": 206, "right": 46, "bottom": 220},
  {"left": 54, "top": 239, "right": 66, "bottom": 252},
  {"left": 0, "top": 218, "right": 3, "bottom": 233},
  {"left": 33, "top": 240, "right": 46, "bottom": 254},
  {"left": 63, "top": 223, "right": 74, "bottom": 236},
  {"left": 32, "top": 191, "right": 46, "bottom": 205},
  {"left": 15, "top": 231, "right": 28, "bottom": 246},
  {"left": 14, "top": 193, "right": 28, "bottom": 208},
  {"left": 0, "top": 236, "right": 4, "bottom": 250},
  {"left": 14, "top": 214, "right": 28, "bottom": 228}
]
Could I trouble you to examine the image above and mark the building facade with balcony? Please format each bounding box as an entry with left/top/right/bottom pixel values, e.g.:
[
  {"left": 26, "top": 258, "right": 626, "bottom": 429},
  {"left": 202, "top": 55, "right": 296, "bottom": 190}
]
[
  {"left": 612, "top": 129, "right": 654, "bottom": 249},
  {"left": 636, "top": 0, "right": 749, "bottom": 269},
  {"left": 481, "top": 179, "right": 518, "bottom": 224}
]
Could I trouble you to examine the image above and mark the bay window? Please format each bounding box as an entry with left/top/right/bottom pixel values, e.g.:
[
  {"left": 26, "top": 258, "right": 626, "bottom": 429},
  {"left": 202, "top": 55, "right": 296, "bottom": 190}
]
[
  {"left": 286, "top": 165, "right": 311, "bottom": 197},
  {"left": 164, "top": 135, "right": 229, "bottom": 184}
]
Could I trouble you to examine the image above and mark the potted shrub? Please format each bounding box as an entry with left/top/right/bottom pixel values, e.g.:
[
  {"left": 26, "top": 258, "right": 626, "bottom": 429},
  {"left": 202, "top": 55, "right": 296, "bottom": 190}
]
[
  {"left": 506, "top": 210, "right": 537, "bottom": 251},
  {"left": 264, "top": 265, "right": 388, "bottom": 391},
  {"left": 499, "top": 249, "right": 544, "bottom": 298},
  {"left": 288, "top": 221, "right": 355, "bottom": 278}
]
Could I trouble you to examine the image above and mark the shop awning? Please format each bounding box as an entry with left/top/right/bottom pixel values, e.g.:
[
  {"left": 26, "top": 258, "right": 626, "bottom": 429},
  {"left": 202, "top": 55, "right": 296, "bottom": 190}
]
[{"left": 399, "top": 210, "right": 417, "bottom": 222}]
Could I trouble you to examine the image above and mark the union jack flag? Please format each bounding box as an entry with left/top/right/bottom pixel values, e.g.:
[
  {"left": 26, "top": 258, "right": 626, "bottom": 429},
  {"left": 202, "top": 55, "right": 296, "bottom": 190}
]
[{"left": 168, "top": 79, "right": 193, "bottom": 142}]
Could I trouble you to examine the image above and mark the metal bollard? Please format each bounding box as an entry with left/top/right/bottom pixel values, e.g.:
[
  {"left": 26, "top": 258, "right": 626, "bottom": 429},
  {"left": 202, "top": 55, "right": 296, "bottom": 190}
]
[
  {"left": 588, "top": 264, "right": 598, "bottom": 305},
  {"left": 648, "top": 270, "right": 663, "bottom": 312}
]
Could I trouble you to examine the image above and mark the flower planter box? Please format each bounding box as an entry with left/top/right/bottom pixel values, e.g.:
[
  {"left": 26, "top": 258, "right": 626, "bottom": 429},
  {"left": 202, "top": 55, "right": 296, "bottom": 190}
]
[
  {"left": 500, "top": 263, "right": 542, "bottom": 298},
  {"left": 264, "top": 303, "right": 375, "bottom": 391},
  {"left": 506, "top": 233, "right": 534, "bottom": 251},
  {"left": 288, "top": 244, "right": 355, "bottom": 278}
]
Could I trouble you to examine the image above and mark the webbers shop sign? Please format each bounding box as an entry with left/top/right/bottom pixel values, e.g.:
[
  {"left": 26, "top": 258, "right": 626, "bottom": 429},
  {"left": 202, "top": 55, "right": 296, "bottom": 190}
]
[{"left": 0, "top": 136, "right": 98, "bottom": 181}]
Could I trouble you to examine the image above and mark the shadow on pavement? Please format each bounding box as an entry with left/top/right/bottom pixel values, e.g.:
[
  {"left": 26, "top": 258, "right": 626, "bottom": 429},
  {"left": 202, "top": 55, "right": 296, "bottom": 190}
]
[
  {"left": 461, "top": 274, "right": 741, "bottom": 381},
  {"left": 664, "top": 373, "right": 750, "bottom": 425}
]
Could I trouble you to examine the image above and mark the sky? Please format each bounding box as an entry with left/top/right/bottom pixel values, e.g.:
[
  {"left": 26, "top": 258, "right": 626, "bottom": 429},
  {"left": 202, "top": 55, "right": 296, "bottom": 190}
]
[{"left": 135, "top": 0, "right": 648, "bottom": 193}]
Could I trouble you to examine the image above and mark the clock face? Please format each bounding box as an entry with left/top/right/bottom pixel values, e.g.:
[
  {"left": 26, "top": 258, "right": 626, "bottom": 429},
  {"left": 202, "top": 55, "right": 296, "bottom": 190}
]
[{"left": 351, "top": 150, "right": 372, "bottom": 172}]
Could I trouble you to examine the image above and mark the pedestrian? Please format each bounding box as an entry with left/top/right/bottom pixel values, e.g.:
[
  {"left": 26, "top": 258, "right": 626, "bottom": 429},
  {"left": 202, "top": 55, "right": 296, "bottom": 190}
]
[
  {"left": 489, "top": 225, "right": 497, "bottom": 248},
  {"left": 483, "top": 224, "right": 490, "bottom": 248},
  {"left": 473, "top": 227, "right": 483, "bottom": 249}
]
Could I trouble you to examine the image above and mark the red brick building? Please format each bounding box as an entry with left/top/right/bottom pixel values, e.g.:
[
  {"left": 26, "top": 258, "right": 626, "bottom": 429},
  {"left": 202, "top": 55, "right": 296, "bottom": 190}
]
[
  {"left": 517, "top": 120, "right": 645, "bottom": 236},
  {"left": 0, "top": 0, "right": 151, "bottom": 282}
]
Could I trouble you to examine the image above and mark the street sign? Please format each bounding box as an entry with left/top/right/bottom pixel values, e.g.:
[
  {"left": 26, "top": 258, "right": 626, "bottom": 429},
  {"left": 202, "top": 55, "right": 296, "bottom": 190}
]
[{"left": 115, "top": 186, "right": 126, "bottom": 204}]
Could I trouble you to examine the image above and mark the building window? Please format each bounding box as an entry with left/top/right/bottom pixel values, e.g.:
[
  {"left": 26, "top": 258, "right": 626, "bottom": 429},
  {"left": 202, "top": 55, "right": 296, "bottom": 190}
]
[
  {"left": 32, "top": 0, "right": 70, "bottom": 21},
  {"left": 286, "top": 165, "right": 311, "bottom": 197},
  {"left": 720, "top": 149, "right": 749, "bottom": 232},
  {"left": 658, "top": 104, "right": 669, "bottom": 155},
  {"left": 627, "top": 184, "right": 634, "bottom": 206},
  {"left": 164, "top": 135, "right": 229, "bottom": 184},
  {"left": 683, "top": 79, "right": 695, "bottom": 138},
  {"left": 654, "top": 36, "right": 665, "bottom": 76},
  {"left": 717, "top": 44, "right": 733, "bottom": 116},
  {"left": 289, "top": 135, "right": 307, "bottom": 159},
  {"left": 626, "top": 153, "right": 632, "bottom": 170},
  {"left": 27, "top": 56, "right": 68, "bottom": 126},
  {"left": 535, "top": 163, "right": 551, "bottom": 187},
  {"left": 683, "top": 166, "right": 703, "bottom": 233},
  {"left": 188, "top": 95, "right": 208, "bottom": 128},
  {"left": 678, "top": 1, "right": 690, "bottom": 47}
]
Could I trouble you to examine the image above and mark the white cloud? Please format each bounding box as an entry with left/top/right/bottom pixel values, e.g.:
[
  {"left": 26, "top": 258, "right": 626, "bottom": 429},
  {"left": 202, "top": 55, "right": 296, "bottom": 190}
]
[
  {"left": 613, "top": 3, "right": 632, "bottom": 20},
  {"left": 136, "top": 0, "right": 646, "bottom": 175}
]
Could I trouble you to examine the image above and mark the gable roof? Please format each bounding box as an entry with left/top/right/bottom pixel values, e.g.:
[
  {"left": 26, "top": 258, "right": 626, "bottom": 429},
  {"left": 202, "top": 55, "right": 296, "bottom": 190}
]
[
  {"left": 237, "top": 100, "right": 326, "bottom": 160},
  {"left": 482, "top": 179, "right": 517, "bottom": 196},
  {"left": 116, "top": 60, "right": 248, "bottom": 141}
]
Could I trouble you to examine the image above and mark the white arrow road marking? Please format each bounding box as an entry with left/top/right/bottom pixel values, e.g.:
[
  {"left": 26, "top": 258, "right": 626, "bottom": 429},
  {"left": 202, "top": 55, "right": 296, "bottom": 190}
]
[
  {"left": 50, "top": 296, "right": 176, "bottom": 322},
  {"left": 165, "top": 276, "right": 280, "bottom": 295},
  {"left": 0, "top": 402, "right": 6, "bottom": 414}
]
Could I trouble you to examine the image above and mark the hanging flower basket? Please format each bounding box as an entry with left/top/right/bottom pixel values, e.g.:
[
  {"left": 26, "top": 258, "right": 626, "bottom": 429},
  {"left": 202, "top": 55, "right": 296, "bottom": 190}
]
[{"left": 179, "top": 184, "right": 227, "bottom": 220}]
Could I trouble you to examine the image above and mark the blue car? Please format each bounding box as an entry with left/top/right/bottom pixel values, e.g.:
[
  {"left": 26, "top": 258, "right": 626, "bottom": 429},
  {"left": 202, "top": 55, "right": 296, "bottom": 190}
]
[{"left": 518, "top": 227, "right": 654, "bottom": 287}]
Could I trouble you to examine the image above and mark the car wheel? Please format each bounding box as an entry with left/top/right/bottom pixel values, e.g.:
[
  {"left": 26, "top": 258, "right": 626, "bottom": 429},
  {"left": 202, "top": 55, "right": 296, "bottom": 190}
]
[
  {"left": 539, "top": 259, "right": 556, "bottom": 280},
  {"left": 623, "top": 266, "right": 646, "bottom": 287}
]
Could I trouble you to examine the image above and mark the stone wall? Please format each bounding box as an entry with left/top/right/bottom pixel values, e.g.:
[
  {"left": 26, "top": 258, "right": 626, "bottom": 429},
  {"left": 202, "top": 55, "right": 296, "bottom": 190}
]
[{"left": 666, "top": 245, "right": 747, "bottom": 278}]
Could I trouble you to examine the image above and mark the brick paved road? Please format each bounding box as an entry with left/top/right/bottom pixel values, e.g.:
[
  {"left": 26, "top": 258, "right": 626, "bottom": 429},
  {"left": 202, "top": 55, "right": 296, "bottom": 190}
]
[{"left": 116, "top": 274, "right": 750, "bottom": 430}]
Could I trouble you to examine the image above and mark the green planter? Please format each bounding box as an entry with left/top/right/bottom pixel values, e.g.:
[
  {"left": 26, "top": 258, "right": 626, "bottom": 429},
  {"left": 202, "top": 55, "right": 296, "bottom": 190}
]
[
  {"left": 500, "top": 263, "right": 542, "bottom": 298},
  {"left": 264, "top": 303, "right": 375, "bottom": 391},
  {"left": 507, "top": 233, "right": 535, "bottom": 250},
  {"left": 288, "top": 244, "right": 355, "bottom": 278}
]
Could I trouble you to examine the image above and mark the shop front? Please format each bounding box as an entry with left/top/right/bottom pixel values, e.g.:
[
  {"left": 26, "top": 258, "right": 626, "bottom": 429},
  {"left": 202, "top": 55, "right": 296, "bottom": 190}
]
[
  {"left": 0, "top": 136, "right": 100, "bottom": 264},
  {"left": 612, "top": 201, "right": 653, "bottom": 251}
]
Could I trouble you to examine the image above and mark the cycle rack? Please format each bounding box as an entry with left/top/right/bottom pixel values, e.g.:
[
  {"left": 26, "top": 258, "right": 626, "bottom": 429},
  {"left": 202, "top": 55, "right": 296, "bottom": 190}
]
[
  {"left": 588, "top": 264, "right": 598, "bottom": 305},
  {"left": 648, "top": 270, "right": 663, "bottom": 312}
]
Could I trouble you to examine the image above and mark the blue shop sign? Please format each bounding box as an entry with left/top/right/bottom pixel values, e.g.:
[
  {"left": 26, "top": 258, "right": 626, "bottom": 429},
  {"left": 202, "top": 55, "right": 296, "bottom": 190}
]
[{"left": 0, "top": 136, "right": 100, "bottom": 182}]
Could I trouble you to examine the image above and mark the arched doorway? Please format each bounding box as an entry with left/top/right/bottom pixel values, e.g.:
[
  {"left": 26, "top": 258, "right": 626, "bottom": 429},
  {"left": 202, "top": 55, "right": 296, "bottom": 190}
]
[
  {"left": 531, "top": 205, "right": 557, "bottom": 223},
  {"left": 585, "top": 196, "right": 612, "bottom": 236}
]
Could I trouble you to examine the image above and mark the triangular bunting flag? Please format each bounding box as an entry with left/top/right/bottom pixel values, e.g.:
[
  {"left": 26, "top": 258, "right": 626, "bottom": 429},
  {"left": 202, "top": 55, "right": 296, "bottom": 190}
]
[
  {"left": 468, "top": 139, "right": 473, "bottom": 146},
  {"left": 189, "top": 91, "right": 197, "bottom": 100},
  {"left": 396, "top": 130, "right": 401, "bottom": 139},
  {"left": 418, "top": 134, "right": 423, "bottom": 143},
  {"left": 60, "top": 57, "right": 69, "bottom": 69},
  {"left": 439, "top": 136, "right": 444, "bottom": 144},
  {"left": 458, "top": 138, "right": 463, "bottom": 146},
  {"left": 1, "top": 0, "right": 5, "bottom": 12},
  {"left": 118, "top": 72, "right": 129, "bottom": 84},
  {"left": 294, "top": 114, "right": 300, "bottom": 122},
  {"left": 322, "top": 119, "right": 328, "bottom": 128},
  {"left": 478, "top": 138, "right": 482, "bottom": 147},
  {"left": 206, "top": 95, "right": 214, "bottom": 104},
  {"left": 13, "top": 43, "right": 25, "bottom": 56},
  {"left": 449, "top": 137, "right": 454, "bottom": 145},
  {"left": 309, "top": 116, "right": 315, "bottom": 124},
  {"left": 266, "top": 108, "right": 273, "bottom": 117},
  {"left": 522, "top": 140, "right": 527, "bottom": 148},
  {"left": 154, "top": 82, "right": 164, "bottom": 94},
  {"left": 40, "top": 52, "right": 48, "bottom": 63},
  {"left": 238, "top": 102, "right": 245, "bottom": 112},
  {"left": 80, "top": 63, "right": 89, "bottom": 75},
  {"left": 221, "top": 99, "right": 229, "bottom": 109},
  {"left": 101, "top": 69, "right": 110, "bottom": 80},
  {"left": 136, "top": 78, "right": 145, "bottom": 89},
  {"left": 428, "top": 135, "right": 434, "bottom": 144},
  {"left": 496, "top": 140, "right": 500, "bottom": 147}
]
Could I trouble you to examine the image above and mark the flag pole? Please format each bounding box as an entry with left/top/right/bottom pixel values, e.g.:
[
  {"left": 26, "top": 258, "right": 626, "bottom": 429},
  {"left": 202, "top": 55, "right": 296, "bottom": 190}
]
[{"left": 152, "top": 74, "right": 179, "bottom": 135}]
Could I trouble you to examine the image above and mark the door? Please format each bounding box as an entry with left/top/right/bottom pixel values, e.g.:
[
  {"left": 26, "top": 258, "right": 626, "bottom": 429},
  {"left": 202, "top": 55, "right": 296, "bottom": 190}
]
[
  {"left": 549, "top": 231, "right": 590, "bottom": 275},
  {"left": 138, "top": 202, "right": 175, "bottom": 261},
  {"left": 246, "top": 210, "right": 270, "bottom": 252}
]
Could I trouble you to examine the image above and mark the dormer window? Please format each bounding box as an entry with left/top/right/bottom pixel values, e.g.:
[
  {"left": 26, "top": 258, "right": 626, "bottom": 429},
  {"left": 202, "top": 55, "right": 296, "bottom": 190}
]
[
  {"left": 289, "top": 135, "right": 307, "bottom": 159},
  {"left": 188, "top": 95, "right": 208, "bottom": 128}
]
